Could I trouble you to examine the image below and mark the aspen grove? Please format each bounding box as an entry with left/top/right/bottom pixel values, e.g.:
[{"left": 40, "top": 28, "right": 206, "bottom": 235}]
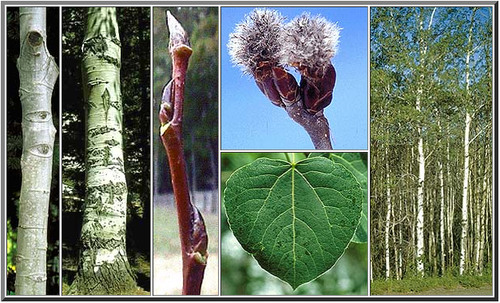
[{"left": 370, "top": 7, "right": 492, "bottom": 282}]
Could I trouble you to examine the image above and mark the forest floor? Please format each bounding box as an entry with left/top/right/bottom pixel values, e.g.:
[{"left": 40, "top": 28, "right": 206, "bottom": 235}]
[
  {"left": 413, "top": 285, "right": 492, "bottom": 296},
  {"left": 153, "top": 204, "right": 219, "bottom": 295},
  {"left": 371, "top": 275, "right": 493, "bottom": 296},
  {"left": 374, "top": 285, "right": 492, "bottom": 296}
]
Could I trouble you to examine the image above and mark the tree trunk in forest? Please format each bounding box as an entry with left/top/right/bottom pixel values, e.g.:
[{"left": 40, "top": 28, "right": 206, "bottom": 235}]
[
  {"left": 398, "top": 196, "right": 403, "bottom": 279},
  {"left": 384, "top": 147, "right": 391, "bottom": 280},
  {"left": 429, "top": 188, "right": 437, "bottom": 275},
  {"left": 415, "top": 70, "right": 425, "bottom": 278},
  {"left": 460, "top": 8, "right": 476, "bottom": 276},
  {"left": 414, "top": 7, "right": 435, "bottom": 277},
  {"left": 478, "top": 171, "right": 487, "bottom": 275},
  {"left": 446, "top": 132, "right": 454, "bottom": 269},
  {"left": 439, "top": 157, "right": 445, "bottom": 275},
  {"left": 15, "top": 7, "right": 58, "bottom": 295},
  {"left": 68, "top": 7, "right": 137, "bottom": 295}
]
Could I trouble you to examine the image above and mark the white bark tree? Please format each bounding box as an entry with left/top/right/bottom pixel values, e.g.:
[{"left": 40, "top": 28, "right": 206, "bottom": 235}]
[
  {"left": 385, "top": 147, "right": 391, "bottom": 279},
  {"left": 68, "top": 7, "right": 136, "bottom": 295},
  {"left": 415, "top": 7, "right": 435, "bottom": 277},
  {"left": 15, "top": 7, "right": 58, "bottom": 295},
  {"left": 459, "top": 8, "right": 476, "bottom": 276},
  {"left": 439, "top": 148, "right": 445, "bottom": 275}
]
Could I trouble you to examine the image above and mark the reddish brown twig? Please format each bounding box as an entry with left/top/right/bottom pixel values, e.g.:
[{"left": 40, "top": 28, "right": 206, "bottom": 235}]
[{"left": 159, "top": 11, "right": 208, "bottom": 295}]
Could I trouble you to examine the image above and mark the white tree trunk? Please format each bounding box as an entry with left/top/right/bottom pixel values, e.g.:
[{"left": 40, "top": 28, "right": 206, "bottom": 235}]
[
  {"left": 414, "top": 8, "right": 435, "bottom": 277},
  {"left": 446, "top": 133, "right": 454, "bottom": 268},
  {"left": 15, "top": 7, "right": 58, "bottom": 295},
  {"left": 460, "top": 8, "right": 476, "bottom": 276},
  {"left": 416, "top": 127, "right": 425, "bottom": 277},
  {"left": 69, "top": 7, "right": 136, "bottom": 295},
  {"left": 439, "top": 158, "right": 445, "bottom": 275},
  {"left": 385, "top": 150, "right": 391, "bottom": 280}
]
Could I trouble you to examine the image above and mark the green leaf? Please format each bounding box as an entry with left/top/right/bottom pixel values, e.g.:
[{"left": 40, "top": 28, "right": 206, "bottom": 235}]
[
  {"left": 330, "top": 153, "right": 368, "bottom": 243},
  {"left": 223, "top": 156, "right": 363, "bottom": 289}
]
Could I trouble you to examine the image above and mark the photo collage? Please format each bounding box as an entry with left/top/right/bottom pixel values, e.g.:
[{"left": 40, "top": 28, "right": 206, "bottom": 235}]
[{"left": 2, "top": 2, "right": 496, "bottom": 299}]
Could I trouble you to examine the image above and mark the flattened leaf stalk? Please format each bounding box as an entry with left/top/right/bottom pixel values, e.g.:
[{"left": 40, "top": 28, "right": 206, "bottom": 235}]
[
  {"left": 15, "top": 7, "right": 58, "bottom": 295},
  {"left": 159, "top": 11, "right": 208, "bottom": 295}
]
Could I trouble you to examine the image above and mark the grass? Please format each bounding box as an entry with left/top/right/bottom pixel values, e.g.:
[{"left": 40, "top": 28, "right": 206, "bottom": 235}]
[
  {"left": 154, "top": 204, "right": 219, "bottom": 295},
  {"left": 371, "top": 273, "right": 492, "bottom": 295}
]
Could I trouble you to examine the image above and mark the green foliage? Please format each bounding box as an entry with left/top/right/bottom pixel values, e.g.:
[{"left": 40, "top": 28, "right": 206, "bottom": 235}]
[
  {"left": 221, "top": 153, "right": 367, "bottom": 294},
  {"left": 7, "top": 219, "right": 17, "bottom": 273}
]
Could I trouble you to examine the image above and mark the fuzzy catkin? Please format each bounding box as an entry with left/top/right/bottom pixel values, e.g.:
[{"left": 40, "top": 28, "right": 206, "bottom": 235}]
[
  {"left": 280, "top": 13, "right": 341, "bottom": 70},
  {"left": 228, "top": 9, "right": 285, "bottom": 75}
]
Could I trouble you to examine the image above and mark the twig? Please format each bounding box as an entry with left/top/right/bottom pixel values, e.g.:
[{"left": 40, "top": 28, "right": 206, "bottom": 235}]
[{"left": 159, "top": 10, "right": 208, "bottom": 295}]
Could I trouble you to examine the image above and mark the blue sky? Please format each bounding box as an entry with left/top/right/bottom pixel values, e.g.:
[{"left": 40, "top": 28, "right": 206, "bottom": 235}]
[{"left": 221, "top": 7, "right": 368, "bottom": 150}]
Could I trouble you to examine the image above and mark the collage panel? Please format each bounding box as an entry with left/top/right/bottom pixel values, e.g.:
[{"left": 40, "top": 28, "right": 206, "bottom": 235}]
[
  {"left": 152, "top": 6, "right": 219, "bottom": 296},
  {"left": 61, "top": 7, "right": 151, "bottom": 295},
  {"left": 220, "top": 7, "right": 368, "bottom": 150},
  {"left": 2, "top": 1, "right": 497, "bottom": 301},
  {"left": 369, "top": 6, "right": 493, "bottom": 296},
  {"left": 221, "top": 152, "right": 368, "bottom": 295},
  {"left": 6, "top": 6, "right": 60, "bottom": 295}
]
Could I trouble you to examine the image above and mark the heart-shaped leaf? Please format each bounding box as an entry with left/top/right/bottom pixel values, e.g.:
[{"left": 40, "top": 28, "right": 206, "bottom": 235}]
[{"left": 223, "top": 156, "right": 363, "bottom": 289}]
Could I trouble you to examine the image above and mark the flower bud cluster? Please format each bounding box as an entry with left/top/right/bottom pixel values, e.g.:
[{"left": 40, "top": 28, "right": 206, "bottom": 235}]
[{"left": 228, "top": 9, "right": 340, "bottom": 75}]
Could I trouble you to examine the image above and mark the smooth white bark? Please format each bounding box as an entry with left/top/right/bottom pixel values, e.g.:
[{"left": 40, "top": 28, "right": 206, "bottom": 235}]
[
  {"left": 15, "top": 7, "right": 58, "bottom": 295},
  {"left": 460, "top": 8, "right": 476, "bottom": 276},
  {"left": 385, "top": 148, "right": 391, "bottom": 280},
  {"left": 439, "top": 158, "right": 445, "bottom": 274}
]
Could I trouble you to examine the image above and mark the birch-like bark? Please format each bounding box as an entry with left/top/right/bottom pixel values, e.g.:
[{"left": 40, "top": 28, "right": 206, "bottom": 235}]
[
  {"left": 384, "top": 147, "right": 391, "bottom": 280},
  {"left": 414, "top": 7, "right": 435, "bottom": 277},
  {"left": 15, "top": 7, "right": 58, "bottom": 295},
  {"left": 475, "top": 161, "right": 483, "bottom": 274},
  {"left": 439, "top": 155, "right": 445, "bottom": 275},
  {"left": 68, "top": 7, "right": 136, "bottom": 295},
  {"left": 460, "top": 8, "right": 476, "bottom": 276},
  {"left": 415, "top": 33, "right": 426, "bottom": 281},
  {"left": 446, "top": 129, "right": 454, "bottom": 268}
]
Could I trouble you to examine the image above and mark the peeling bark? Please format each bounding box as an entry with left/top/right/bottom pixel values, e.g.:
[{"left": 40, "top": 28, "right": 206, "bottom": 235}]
[
  {"left": 15, "top": 7, "right": 58, "bottom": 296},
  {"left": 68, "top": 7, "right": 136, "bottom": 295}
]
